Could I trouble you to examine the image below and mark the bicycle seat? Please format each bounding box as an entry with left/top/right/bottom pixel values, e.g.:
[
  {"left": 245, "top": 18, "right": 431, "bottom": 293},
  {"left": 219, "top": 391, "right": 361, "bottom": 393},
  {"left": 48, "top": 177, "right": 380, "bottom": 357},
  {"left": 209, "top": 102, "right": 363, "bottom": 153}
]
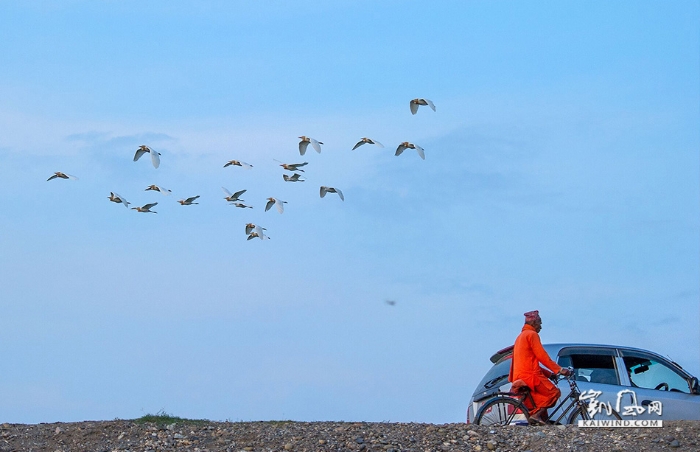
[{"left": 510, "top": 379, "right": 531, "bottom": 394}]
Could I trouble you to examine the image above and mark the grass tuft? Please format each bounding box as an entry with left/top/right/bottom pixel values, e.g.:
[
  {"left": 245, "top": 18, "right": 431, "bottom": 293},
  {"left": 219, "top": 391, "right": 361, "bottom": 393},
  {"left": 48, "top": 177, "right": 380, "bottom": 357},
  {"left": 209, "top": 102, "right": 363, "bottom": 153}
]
[{"left": 134, "top": 410, "right": 210, "bottom": 426}]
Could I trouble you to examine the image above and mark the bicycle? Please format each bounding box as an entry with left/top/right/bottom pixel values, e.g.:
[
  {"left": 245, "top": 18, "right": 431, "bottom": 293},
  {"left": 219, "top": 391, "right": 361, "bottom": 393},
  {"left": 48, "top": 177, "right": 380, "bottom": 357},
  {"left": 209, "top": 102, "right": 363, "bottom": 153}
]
[{"left": 474, "top": 368, "right": 623, "bottom": 426}]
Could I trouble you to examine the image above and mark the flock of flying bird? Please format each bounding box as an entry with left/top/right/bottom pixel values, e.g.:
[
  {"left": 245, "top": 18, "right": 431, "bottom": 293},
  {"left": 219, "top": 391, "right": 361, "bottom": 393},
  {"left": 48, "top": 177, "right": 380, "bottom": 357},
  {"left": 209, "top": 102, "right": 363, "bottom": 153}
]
[{"left": 46, "top": 98, "right": 436, "bottom": 241}]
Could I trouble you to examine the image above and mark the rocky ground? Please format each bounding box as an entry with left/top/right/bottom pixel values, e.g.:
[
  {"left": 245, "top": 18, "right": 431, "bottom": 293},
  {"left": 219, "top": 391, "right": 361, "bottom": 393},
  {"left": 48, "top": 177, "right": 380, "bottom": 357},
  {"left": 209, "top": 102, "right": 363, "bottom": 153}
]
[{"left": 0, "top": 419, "right": 698, "bottom": 451}]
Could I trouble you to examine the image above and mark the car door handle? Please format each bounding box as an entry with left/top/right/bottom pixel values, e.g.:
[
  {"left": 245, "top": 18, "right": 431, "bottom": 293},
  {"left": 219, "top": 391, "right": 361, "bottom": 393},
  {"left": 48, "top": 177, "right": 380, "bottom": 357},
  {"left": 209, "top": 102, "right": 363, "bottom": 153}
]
[{"left": 641, "top": 400, "right": 652, "bottom": 407}]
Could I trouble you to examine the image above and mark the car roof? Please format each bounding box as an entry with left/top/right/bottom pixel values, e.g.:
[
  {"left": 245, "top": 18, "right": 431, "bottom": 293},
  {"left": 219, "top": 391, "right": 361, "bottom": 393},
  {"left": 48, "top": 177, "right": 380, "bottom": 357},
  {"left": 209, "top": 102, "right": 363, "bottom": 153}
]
[{"left": 490, "top": 343, "right": 674, "bottom": 363}]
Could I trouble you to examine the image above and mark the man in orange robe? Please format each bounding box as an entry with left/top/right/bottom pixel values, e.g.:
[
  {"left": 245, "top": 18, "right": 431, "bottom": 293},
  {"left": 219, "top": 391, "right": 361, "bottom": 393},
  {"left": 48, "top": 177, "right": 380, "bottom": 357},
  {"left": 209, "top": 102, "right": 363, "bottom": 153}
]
[{"left": 508, "top": 310, "right": 571, "bottom": 424}]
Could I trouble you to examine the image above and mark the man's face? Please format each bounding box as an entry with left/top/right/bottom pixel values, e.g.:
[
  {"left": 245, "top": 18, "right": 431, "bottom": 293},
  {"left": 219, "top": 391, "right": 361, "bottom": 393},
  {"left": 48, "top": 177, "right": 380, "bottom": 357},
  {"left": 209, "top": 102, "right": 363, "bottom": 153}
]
[{"left": 533, "top": 318, "right": 542, "bottom": 332}]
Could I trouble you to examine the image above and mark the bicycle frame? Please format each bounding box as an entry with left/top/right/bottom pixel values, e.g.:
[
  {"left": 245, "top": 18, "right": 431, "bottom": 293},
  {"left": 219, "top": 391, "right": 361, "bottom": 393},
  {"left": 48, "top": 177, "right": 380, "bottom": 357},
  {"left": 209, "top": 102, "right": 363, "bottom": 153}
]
[
  {"left": 546, "top": 374, "right": 589, "bottom": 423},
  {"left": 489, "top": 371, "right": 591, "bottom": 424}
]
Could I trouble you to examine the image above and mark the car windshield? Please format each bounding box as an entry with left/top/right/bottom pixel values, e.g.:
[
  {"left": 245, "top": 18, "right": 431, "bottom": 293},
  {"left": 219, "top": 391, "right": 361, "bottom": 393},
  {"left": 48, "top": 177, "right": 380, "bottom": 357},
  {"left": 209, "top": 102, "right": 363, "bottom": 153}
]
[{"left": 622, "top": 354, "right": 691, "bottom": 393}]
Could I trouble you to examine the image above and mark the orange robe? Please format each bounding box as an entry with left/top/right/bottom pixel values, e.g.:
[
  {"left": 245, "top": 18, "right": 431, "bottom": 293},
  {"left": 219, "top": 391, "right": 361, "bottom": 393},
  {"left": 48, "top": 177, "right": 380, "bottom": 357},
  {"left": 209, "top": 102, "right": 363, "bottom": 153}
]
[{"left": 508, "top": 324, "right": 562, "bottom": 414}]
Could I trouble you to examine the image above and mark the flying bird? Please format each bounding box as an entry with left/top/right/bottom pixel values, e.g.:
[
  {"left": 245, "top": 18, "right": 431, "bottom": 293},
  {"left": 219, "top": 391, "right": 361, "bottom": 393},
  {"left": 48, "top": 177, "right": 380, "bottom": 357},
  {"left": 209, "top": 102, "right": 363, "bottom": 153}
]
[
  {"left": 298, "top": 136, "right": 323, "bottom": 155},
  {"left": 277, "top": 161, "right": 308, "bottom": 172},
  {"left": 132, "top": 202, "right": 158, "bottom": 213},
  {"left": 133, "top": 145, "right": 160, "bottom": 168},
  {"left": 320, "top": 186, "right": 344, "bottom": 201},
  {"left": 265, "top": 197, "right": 287, "bottom": 213},
  {"left": 409, "top": 98, "right": 436, "bottom": 115},
  {"left": 222, "top": 187, "right": 246, "bottom": 202},
  {"left": 47, "top": 172, "right": 78, "bottom": 181},
  {"left": 352, "top": 137, "right": 384, "bottom": 150},
  {"left": 224, "top": 160, "right": 253, "bottom": 169},
  {"left": 145, "top": 185, "right": 172, "bottom": 195},
  {"left": 233, "top": 202, "right": 253, "bottom": 209},
  {"left": 245, "top": 223, "right": 266, "bottom": 236},
  {"left": 108, "top": 192, "right": 130, "bottom": 208},
  {"left": 385, "top": 299, "right": 397, "bottom": 306},
  {"left": 245, "top": 223, "right": 269, "bottom": 240},
  {"left": 178, "top": 196, "right": 200, "bottom": 205},
  {"left": 283, "top": 173, "right": 305, "bottom": 182},
  {"left": 395, "top": 142, "right": 425, "bottom": 160}
]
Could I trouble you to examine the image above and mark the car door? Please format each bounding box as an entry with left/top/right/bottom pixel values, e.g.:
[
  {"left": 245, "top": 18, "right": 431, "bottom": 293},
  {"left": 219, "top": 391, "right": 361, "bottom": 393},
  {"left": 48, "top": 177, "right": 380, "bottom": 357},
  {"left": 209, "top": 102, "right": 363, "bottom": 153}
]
[
  {"left": 557, "top": 347, "right": 621, "bottom": 415},
  {"left": 617, "top": 349, "right": 700, "bottom": 420}
]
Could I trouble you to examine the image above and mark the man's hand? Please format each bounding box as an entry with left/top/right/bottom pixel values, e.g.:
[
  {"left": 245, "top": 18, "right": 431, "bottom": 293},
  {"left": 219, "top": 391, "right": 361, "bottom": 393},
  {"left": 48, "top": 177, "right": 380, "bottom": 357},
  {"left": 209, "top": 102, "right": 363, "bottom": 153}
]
[{"left": 559, "top": 368, "right": 573, "bottom": 377}]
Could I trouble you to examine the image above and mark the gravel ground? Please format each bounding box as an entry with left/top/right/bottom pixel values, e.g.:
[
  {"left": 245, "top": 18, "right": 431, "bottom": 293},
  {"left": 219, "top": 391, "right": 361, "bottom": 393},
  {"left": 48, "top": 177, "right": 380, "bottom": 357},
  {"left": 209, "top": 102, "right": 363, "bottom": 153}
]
[{"left": 0, "top": 420, "right": 698, "bottom": 451}]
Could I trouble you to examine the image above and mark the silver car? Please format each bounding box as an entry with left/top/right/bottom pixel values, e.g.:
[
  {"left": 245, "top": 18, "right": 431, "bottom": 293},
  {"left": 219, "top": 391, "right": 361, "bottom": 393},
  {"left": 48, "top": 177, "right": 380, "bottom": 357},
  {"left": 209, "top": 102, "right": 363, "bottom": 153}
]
[{"left": 467, "top": 343, "right": 700, "bottom": 422}]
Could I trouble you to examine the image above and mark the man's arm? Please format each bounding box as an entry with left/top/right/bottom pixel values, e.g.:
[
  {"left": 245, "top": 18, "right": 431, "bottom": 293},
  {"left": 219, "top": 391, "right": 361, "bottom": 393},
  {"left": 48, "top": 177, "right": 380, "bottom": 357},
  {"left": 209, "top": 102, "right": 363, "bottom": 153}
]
[{"left": 527, "top": 331, "right": 562, "bottom": 374}]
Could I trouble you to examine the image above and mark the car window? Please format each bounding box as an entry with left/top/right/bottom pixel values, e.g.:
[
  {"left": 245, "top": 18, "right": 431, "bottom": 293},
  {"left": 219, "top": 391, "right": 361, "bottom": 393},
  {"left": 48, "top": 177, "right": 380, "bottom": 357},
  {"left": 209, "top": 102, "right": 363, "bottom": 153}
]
[
  {"left": 621, "top": 352, "right": 690, "bottom": 393},
  {"left": 474, "top": 356, "right": 511, "bottom": 393},
  {"left": 558, "top": 352, "right": 619, "bottom": 385}
]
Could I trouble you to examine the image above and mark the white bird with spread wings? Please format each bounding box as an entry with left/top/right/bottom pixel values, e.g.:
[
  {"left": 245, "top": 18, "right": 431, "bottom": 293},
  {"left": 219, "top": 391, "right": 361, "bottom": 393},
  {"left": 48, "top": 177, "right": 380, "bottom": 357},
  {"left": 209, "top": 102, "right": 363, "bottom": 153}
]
[
  {"left": 352, "top": 137, "right": 384, "bottom": 150},
  {"left": 224, "top": 160, "right": 253, "bottom": 169},
  {"left": 178, "top": 196, "right": 200, "bottom": 206},
  {"left": 145, "top": 185, "right": 171, "bottom": 195},
  {"left": 299, "top": 136, "right": 323, "bottom": 155},
  {"left": 265, "top": 197, "right": 287, "bottom": 213},
  {"left": 245, "top": 223, "right": 269, "bottom": 240},
  {"left": 320, "top": 186, "right": 344, "bottom": 201},
  {"left": 132, "top": 202, "right": 158, "bottom": 213},
  {"left": 409, "top": 98, "right": 436, "bottom": 115},
  {"left": 395, "top": 142, "right": 425, "bottom": 160},
  {"left": 133, "top": 145, "right": 160, "bottom": 168},
  {"left": 47, "top": 172, "right": 78, "bottom": 181},
  {"left": 108, "top": 192, "right": 130, "bottom": 208},
  {"left": 222, "top": 187, "right": 246, "bottom": 203}
]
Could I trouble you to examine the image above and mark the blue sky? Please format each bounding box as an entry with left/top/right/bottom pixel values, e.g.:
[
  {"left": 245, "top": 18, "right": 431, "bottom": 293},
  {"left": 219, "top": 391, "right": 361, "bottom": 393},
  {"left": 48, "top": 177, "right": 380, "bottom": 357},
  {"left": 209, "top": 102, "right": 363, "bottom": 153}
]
[{"left": 0, "top": 1, "right": 698, "bottom": 423}]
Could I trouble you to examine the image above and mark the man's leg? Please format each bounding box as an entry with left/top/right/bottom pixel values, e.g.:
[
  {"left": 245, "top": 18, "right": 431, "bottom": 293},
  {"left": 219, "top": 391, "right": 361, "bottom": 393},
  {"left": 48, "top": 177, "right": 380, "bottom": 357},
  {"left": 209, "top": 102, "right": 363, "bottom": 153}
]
[{"left": 529, "top": 378, "right": 561, "bottom": 423}]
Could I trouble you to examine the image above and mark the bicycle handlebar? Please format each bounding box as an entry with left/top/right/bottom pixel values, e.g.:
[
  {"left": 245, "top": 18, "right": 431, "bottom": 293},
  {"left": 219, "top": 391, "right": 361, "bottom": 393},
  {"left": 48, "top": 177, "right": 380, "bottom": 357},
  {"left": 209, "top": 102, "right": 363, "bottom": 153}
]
[
  {"left": 553, "top": 367, "right": 575, "bottom": 382},
  {"left": 557, "top": 366, "right": 574, "bottom": 375}
]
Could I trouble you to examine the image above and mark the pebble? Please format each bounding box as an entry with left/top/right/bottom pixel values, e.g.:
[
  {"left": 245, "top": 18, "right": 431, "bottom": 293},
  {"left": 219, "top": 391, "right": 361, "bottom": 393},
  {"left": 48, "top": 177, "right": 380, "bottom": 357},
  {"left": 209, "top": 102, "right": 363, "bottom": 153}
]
[{"left": 0, "top": 419, "right": 698, "bottom": 451}]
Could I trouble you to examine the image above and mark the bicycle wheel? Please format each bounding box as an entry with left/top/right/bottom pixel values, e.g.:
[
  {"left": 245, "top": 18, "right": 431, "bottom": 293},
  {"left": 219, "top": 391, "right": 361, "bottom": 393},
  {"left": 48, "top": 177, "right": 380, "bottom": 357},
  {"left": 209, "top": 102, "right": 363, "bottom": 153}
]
[
  {"left": 475, "top": 397, "right": 530, "bottom": 426},
  {"left": 568, "top": 406, "right": 622, "bottom": 424}
]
